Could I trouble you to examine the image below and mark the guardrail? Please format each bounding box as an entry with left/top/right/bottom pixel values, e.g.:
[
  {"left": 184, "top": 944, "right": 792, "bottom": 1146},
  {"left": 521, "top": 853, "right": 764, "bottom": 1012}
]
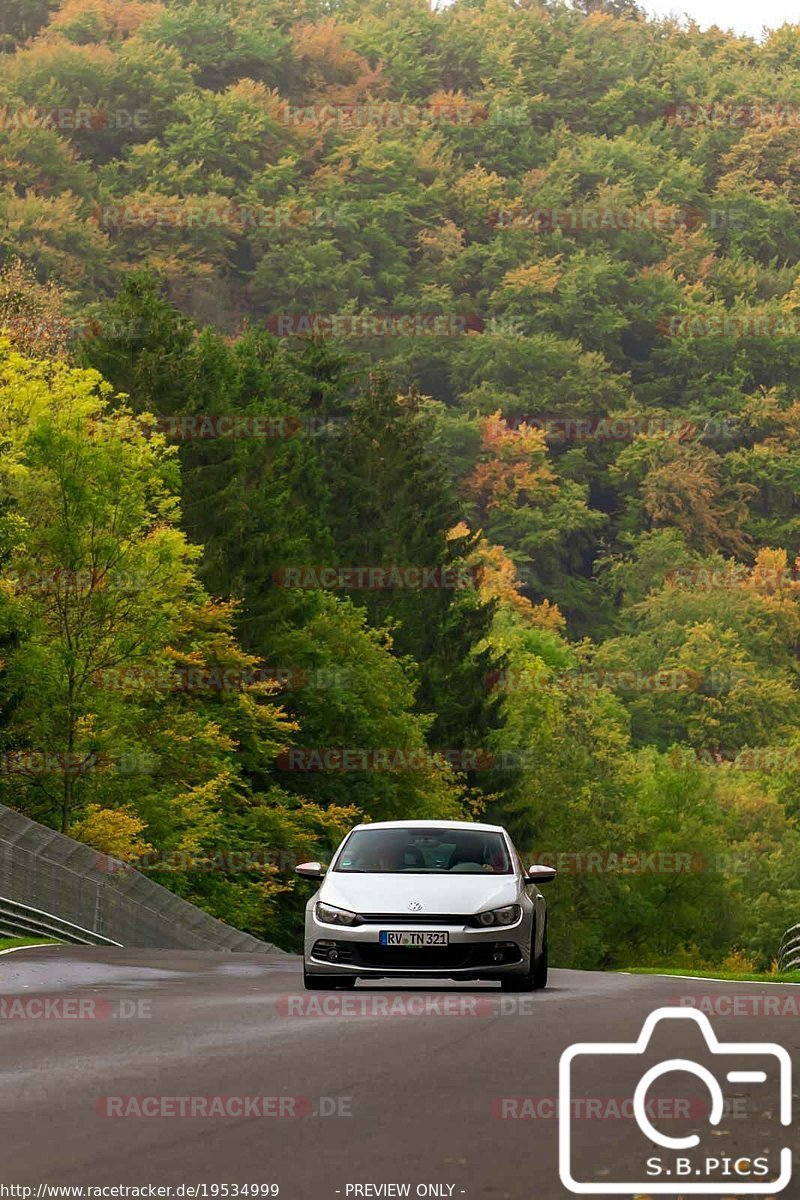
[
  {"left": 0, "top": 802, "right": 280, "bottom": 953},
  {"left": 778, "top": 925, "right": 800, "bottom": 972},
  {"left": 0, "top": 896, "right": 121, "bottom": 945}
]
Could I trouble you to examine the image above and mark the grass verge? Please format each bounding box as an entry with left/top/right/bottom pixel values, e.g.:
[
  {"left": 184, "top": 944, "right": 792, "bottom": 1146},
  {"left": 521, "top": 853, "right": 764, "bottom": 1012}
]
[
  {"left": 623, "top": 967, "right": 800, "bottom": 984},
  {"left": 0, "top": 936, "right": 60, "bottom": 951}
]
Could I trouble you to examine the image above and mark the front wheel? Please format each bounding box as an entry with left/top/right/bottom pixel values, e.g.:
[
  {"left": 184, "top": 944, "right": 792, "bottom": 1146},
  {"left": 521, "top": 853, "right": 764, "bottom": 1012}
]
[
  {"left": 501, "top": 922, "right": 547, "bottom": 992},
  {"left": 303, "top": 969, "right": 356, "bottom": 990},
  {"left": 532, "top": 926, "right": 548, "bottom": 990}
]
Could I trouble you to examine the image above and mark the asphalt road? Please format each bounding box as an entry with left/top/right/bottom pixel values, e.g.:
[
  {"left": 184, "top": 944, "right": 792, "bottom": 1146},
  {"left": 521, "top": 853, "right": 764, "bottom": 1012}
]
[{"left": 1, "top": 947, "right": 799, "bottom": 1197}]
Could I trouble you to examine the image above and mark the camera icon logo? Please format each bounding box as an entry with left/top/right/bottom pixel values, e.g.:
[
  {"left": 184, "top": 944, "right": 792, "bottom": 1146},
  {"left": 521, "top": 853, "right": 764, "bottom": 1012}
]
[{"left": 559, "top": 1006, "right": 792, "bottom": 1194}]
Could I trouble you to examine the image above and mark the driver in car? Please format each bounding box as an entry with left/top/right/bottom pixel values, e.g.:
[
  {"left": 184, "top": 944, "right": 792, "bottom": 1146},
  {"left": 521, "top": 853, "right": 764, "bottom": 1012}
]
[{"left": 353, "top": 833, "right": 416, "bottom": 872}]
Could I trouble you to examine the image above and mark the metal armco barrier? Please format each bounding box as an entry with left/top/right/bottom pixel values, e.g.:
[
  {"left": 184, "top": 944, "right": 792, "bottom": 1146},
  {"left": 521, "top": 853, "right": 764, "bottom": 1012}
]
[
  {"left": 0, "top": 895, "right": 121, "bottom": 944},
  {"left": 778, "top": 924, "right": 800, "bottom": 972},
  {"left": 0, "top": 802, "right": 280, "bottom": 953}
]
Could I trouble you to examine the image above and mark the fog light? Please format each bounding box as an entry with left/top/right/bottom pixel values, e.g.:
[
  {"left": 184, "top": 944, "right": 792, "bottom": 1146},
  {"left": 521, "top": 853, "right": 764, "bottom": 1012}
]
[
  {"left": 492, "top": 950, "right": 504, "bottom": 963},
  {"left": 329, "top": 949, "right": 339, "bottom": 961}
]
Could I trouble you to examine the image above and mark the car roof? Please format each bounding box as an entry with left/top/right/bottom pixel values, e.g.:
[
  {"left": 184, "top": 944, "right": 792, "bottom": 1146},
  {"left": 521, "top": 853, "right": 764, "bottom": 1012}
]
[{"left": 350, "top": 819, "right": 508, "bottom": 834}]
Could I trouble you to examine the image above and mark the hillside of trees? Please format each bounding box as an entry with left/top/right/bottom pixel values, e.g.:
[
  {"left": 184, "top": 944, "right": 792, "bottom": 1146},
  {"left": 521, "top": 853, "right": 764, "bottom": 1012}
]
[{"left": 2, "top": 0, "right": 800, "bottom": 968}]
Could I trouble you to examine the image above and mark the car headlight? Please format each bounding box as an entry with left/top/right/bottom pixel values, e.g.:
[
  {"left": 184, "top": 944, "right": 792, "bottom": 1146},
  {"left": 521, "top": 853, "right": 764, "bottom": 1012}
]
[
  {"left": 474, "top": 904, "right": 521, "bottom": 927},
  {"left": 315, "top": 901, "right": 359, "bottom": 927}
]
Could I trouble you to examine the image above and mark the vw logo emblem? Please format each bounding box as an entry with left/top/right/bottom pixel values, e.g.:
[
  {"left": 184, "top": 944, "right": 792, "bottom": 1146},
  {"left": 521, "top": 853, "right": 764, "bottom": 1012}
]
[{"left": 408, "top": 900, "right": 423, "bottom": 912}]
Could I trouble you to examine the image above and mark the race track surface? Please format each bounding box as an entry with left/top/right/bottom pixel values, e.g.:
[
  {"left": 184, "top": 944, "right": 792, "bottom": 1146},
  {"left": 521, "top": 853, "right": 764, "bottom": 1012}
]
[{"left": 2, "top": 948, "right": 798, "bottom": 1197}]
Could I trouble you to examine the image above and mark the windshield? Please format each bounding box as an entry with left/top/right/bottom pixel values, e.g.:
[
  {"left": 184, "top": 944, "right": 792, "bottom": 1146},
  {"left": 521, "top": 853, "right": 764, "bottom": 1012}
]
[{"left": 334, "top": 828, "right": 513, "bottom": 874}]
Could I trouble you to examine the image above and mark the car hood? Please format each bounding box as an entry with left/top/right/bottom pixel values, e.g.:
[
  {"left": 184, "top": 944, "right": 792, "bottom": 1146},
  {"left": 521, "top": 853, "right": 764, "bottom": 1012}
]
[{"left": 319, "top": 872, "right": 520, "bottom": 915}]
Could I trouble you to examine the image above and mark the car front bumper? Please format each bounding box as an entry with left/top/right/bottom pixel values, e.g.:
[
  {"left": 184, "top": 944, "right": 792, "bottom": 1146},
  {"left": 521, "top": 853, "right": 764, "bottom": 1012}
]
[{"left": 304, "top": 910, "right": 534, "bottom": 979}]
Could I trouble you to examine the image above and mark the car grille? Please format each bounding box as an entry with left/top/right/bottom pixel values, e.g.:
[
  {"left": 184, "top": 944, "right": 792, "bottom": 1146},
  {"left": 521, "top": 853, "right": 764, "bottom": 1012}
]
[
  {"left": 357, "top": 913, "right": 470, "bottom": 925},
  {"left": 356, "top": 944, "right": 473, "bottom": 969},
  {"left": 327, "top": 942, "right": 522, "bottom": 970}
]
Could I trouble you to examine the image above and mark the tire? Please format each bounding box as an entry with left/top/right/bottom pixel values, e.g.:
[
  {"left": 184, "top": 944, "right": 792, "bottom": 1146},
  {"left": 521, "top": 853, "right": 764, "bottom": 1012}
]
[
  {"left": 532, "top": 924, "right": 548, "bottom": 990},
  {"left": 501, "top": 920, "right": 547, "bottom": 992},
  {"left": 303, "top": 969, "right": 356, "bottom": 990}
]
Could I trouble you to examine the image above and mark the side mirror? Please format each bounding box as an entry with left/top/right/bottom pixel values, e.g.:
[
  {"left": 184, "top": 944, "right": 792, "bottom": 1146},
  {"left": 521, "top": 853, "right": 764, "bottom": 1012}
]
[
  {"left": 295, "top": 861, "right": 326, "bottom": 880},
  {"left": 526, "top": 864, "right": 557, "bottom": 885}
]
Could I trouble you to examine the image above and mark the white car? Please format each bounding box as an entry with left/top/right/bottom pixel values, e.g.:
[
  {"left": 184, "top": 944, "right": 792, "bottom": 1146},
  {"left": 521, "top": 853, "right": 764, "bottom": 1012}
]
[{"left": 297, "top": 819, "right": 556, "bottom": 991}]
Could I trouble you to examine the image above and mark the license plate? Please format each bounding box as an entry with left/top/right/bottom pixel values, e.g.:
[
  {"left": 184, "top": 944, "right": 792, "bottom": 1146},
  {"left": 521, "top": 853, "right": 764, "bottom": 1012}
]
[{"left": 379, "top": 931, "right": 449, "bottom": 946}]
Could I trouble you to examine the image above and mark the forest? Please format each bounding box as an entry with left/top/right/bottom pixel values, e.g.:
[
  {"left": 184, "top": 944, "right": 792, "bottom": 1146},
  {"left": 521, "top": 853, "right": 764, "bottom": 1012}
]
[{"left": 1, "top": 0, "right": 800, "bottom": 968}]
